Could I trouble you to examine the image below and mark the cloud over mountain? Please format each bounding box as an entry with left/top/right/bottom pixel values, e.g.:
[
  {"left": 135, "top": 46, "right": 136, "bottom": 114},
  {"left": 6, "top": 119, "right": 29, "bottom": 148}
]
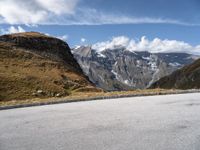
[{"left": 92, "top": 36, "right": 200, "bottom": 55}]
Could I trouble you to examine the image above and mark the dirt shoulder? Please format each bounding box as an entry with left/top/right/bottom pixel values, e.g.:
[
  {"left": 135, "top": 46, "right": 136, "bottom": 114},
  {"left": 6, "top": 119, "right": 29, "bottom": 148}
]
[{"left": 1, "top": 89, "right": 200, "bottom": 110}]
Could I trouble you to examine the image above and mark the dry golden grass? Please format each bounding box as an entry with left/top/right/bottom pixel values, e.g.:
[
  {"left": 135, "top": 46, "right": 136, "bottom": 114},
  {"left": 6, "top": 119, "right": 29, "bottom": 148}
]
[
  {"left": 0, "top": 89, "right": 176, "bottom": 107},
  {"left": 0, "top": 42, "right": 99, "bottom": 102}
]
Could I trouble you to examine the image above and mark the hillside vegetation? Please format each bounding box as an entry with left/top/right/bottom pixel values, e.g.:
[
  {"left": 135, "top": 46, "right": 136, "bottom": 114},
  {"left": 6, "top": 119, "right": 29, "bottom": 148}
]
[
  {"left": 0, "top": 32, "right": 100, "bottom": 101},
  {"left": 150, "top": 59, "right": 200, "bottom": 89}
]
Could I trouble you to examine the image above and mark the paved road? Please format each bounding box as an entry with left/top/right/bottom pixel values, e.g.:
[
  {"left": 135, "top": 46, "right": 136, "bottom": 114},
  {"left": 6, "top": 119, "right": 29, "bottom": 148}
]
[{"left": 1, "top": 93, "right": 200, "bottom": 150}]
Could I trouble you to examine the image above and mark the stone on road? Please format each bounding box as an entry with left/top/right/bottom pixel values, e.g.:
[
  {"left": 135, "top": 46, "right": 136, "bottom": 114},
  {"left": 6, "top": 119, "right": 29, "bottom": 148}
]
[{"left": 1, "top": 93, "right": 200, "bottom": 150}]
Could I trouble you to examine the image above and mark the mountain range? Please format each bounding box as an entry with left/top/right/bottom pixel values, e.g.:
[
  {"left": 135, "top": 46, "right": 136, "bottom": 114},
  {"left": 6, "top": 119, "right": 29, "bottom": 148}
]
[{"left": 73, "top": 46, "right": 199, "bottom": 91}]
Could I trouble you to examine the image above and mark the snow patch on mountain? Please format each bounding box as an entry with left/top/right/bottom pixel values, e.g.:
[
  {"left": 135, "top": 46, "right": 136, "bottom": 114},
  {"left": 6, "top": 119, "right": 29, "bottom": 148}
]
[
  {"left": 72, "top": 46, "right": 199, "bottom": 90},
  {"left": 169, "top": 62, "right": 181, "bottom": 67}
]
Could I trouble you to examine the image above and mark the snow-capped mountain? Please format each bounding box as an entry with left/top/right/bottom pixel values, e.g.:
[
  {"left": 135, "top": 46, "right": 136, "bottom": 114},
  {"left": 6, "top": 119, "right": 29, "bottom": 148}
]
[{"left": 72, "top": 46, "right": 199, "bottom": 91}]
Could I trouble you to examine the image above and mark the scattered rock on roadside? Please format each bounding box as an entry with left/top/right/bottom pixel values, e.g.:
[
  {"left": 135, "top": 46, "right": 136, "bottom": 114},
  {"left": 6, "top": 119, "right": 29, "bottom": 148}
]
[{"left": 55, "top": 93, "right": 62, "bottom": 97}]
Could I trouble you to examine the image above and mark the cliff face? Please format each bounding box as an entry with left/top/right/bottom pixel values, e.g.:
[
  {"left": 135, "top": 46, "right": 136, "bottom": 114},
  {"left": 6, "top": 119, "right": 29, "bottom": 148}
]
[
  {"left": 150, "top": 59, "right": 200, "bottom": 89},
  {"left": 0, "top": 32, "right": 99, "bottom": 101},
  {"left": 72, "top": 46, "right": 198, "bottom": 91}
]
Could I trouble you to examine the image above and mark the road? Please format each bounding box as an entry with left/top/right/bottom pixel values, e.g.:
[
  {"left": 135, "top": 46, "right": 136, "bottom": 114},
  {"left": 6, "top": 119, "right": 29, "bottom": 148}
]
[{"left": 0, "top": 93, "right": 200, "bottom": 150}]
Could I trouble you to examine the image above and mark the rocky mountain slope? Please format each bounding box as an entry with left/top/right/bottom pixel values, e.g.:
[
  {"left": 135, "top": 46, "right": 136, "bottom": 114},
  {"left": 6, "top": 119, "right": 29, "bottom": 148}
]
[
  {"left": 72, "top": 46, "right": 198, "bottom": 91},
  {"left": 150, "top": 58, "right": 200, "bottom": 89},
  {"left": 0, "top": 32, "right": 99, "bottom": 101}
]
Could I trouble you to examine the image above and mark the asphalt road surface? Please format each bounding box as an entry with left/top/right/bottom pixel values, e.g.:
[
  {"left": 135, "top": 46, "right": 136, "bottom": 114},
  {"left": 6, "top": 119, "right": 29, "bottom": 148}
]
[{"left": 1, "top": 93, "right": 200, "bottom": 150}]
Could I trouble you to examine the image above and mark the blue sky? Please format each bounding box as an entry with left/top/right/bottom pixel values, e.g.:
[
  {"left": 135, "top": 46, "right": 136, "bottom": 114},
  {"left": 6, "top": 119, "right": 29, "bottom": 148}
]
[{"left": 0, "top": 0, "right": 200, "bottom": 54}]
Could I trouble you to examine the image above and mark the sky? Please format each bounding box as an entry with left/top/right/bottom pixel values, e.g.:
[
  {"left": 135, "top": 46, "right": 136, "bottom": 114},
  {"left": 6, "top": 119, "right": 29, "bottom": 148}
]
[{"left": 0, "top": 0, "right": 200, "bottom": 54}]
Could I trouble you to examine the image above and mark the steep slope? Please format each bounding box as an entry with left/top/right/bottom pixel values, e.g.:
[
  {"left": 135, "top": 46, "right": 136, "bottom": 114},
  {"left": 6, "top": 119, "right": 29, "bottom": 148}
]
[
  {"left": 150, "top": 59, "right": 200, "bottom": 89},
  {"left": 0, "top": 32, "right": 98, "bottom": 101},
  {"left": 72, "top": 46, "right": 198, "bottom": 91}
]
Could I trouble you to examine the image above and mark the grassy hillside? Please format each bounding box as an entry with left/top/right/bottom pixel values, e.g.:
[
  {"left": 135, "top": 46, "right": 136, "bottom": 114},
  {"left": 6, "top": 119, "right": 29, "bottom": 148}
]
[
  {"left": 0, "top": 32, "right": 101, "bottom": 101},
  {"left": 150, "top": 59, "right": 200, "bottom": 89}
]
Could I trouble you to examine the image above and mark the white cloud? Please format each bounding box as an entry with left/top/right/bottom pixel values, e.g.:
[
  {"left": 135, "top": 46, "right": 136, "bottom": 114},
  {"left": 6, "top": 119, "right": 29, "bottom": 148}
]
[
  {"left": 1, "top": 26, "right": 26, "bottom": 34},
  {"left": 45, "top": 8, "right": 199, "bottom": 26},
  {"left": 57, "top": 35, "right": 68, "bottom": 41},
  {"left": 67, "top": 8, "right": 190, "bottom": 26},
  {"left": 0, "top": 1, "right": 199, "bottom": 26},
  {"left": 92, "top": 36, "right": 129, "bottom": 51},
  {"left": 92, "top": 36, "right": 200, "bottom": 55},
  {"left": 81, "top": 38, "right": 86, "bottom": 43},
  {"left": 36, "top": 0, "right": 77, "bottom": 15},
  {"left": 0, "top": 0, "right": 78, "bottom": 24}
]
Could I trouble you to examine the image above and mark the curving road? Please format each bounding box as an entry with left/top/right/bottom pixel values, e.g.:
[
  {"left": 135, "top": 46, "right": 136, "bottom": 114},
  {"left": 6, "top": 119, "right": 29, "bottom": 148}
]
[{"left": 1, "top": 93, "right": 200, "bottom": 150}]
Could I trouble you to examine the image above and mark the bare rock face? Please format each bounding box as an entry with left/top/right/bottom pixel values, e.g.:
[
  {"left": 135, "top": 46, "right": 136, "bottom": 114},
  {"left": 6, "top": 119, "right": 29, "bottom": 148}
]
[{"left": 72, "top": 46, "right": 198, "bottom": 91}]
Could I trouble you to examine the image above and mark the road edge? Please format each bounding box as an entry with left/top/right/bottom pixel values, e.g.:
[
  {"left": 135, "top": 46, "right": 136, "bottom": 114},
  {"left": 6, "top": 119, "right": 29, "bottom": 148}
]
[{"left": 0, "top": 89, "right": 200, "bottom": 110}]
